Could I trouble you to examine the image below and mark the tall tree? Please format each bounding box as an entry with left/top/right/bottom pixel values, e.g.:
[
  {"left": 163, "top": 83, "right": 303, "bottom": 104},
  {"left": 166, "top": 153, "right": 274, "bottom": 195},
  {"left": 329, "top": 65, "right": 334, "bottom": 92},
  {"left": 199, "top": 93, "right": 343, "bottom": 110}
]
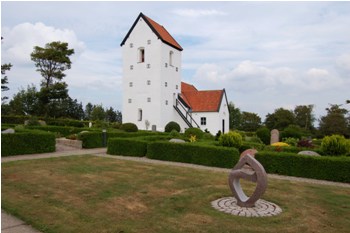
[
  {"left": 294, "top": 105, "right": 315, "bottom": 130},
  {"left": 239, "top": 111, "right": 261, "bottom": 132},
  {"left": 84, "top": 102, "right": 93, "bottom": 120},
  {"left": 265, "top": 108, "right": 295, "bottom": 130},
  {"left": 319, "top": 104, "right": 349, "bottom": 137},
  {"left": 1, "top": 63, "right": 12, "bottom": 102},
  {"left": 106, "top": 107, "right": 118, "bottom": 122},
  {"left": 228, "top": 101, "right": 242, "bottom": 130},
  {"left": 9, "top": 84, "right": 40, "bottom": 115},
  {"left": 91, "top": 104, "right": 106, "bottom": 121},
  {"left": 31, "top": 41, "right": 74, "bottom": 88}
]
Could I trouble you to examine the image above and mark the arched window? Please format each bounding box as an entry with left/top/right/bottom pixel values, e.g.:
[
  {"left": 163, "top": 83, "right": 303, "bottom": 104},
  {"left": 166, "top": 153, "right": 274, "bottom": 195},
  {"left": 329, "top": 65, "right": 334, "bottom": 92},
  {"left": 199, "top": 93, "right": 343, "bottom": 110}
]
[
  {"left": 169, "top": 51, "right": 173, "bottom": 66},
  {"left": 139, "top": 48, "right": 145, "bottom": 63},
  {"left": 138, "top": 109, "right": 142, "bottom": 121}
]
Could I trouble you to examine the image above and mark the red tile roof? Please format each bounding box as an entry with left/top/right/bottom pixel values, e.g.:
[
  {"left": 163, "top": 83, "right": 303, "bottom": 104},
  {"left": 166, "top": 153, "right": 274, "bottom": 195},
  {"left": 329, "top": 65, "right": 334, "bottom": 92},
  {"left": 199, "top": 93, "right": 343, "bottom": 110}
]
[
  {"left": 121, "top": 13, "right": 183, "bottom": 51},
  {"left": 181, "top": 82, "right": 226, "bottom": 112}
]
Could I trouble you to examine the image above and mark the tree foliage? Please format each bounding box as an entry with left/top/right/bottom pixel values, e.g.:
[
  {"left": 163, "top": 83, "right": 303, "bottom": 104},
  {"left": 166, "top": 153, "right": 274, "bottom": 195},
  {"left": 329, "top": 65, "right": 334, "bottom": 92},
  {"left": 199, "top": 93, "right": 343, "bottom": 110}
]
[
  {"left": 239, "top": 111, "right": 261, "bottom": 132},
  {"left": 228, "top": 101, "right": 242, "bottom": 130},
  {"left": 319, "top": 104, "right": 350, "bottom": 137},
  {"left": 265, "top": 108, "right": 295, "bottom": 130},
  {"left": 31, "top": 41, "right": 74, "bottom": 88},
  {"left": 294, "top": 105, "right": 315, "bottom": 130}
]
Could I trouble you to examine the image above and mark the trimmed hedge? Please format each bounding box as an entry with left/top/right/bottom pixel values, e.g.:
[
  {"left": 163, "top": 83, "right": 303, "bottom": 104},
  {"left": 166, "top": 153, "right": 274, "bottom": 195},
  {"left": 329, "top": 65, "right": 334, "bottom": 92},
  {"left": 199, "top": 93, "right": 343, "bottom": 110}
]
[
  {"left": 78, "top": 131, "right": 168, "bottom": 148},
  {"left": 1, "top": 115, "right": 89, "bottom": 127},
  {"left": 1, "top": 131, "right": 56, "bottom": 156},
  {"left": 107, "top": 138, "right": 147, "bottom": 157},
  {"left": 26, "top": 125, "right": 94, "bottom": 137},
  {"left": 147, "top": 142, "right": 239, "bottom": 168},
  {"left": 255, "top": 151, "right": 350, "bottom": 183}
]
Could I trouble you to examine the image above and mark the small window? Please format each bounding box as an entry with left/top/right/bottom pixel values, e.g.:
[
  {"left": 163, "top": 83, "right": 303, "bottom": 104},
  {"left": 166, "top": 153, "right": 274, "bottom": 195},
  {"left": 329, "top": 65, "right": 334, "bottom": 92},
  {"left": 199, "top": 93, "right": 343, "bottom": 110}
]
[
  {"left": 130, "top": 65, "right": 133, "bottom": 70},
  {"left": 201, "top": 117, "right": 206, "bottom": 126},
  {"left": 176, "top": 85, "right": 178, "bottom": 90},
  {"left": 139, "top": 48, "right": 145, "bottom": 63},
  {"left": 128, "top": 99, "right": 132, "bottom": 103},
  {"left": 165, "top": 63, "right": 168, "bottom": 67},
  {"left": 147, "top": 97, "right": 151, "bottom": 102},
  {"left": 138, "top": 109, "right": 142, "bottom": 121},
  {"left": 130, "top": 43, "right": 133, "bottom": 48},
  {"left": 129, "top": 82, "right": 133, "bottom": 87},
  {"left": 147, "top": 64, "right": 151, "bottom": 69},
  {"left": 169, "top": 51, "right": 174, "bottom": 66},
  {"left": 165, "top": 82, "right": 168, "bottom": 87},
  {"left": 147, "top": 80, "right": 151, "bottom": 85},
  {"left": 147, "top": 40, "right": 151, "bottom": 45},
  {"left": 165, "top": 100, "right": 168, "bottom": 105},
  {"left": 176, "top": 67, "right": 178, "bottom": 72}
]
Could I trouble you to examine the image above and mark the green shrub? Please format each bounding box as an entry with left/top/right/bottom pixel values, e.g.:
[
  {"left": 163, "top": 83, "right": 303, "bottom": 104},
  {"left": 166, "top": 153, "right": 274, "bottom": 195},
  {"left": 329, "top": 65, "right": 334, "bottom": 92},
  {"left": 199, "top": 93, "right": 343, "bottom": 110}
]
[
  {"left": 26, "top": 125, "right": 93, "bottom": 137},
  {"left": 169, "top": 129, "right": 181, "bottom": 138},
  {"left": 147, "top": 142, "right": 239, "bottom": 168},
  {"left": 184, "top": 127, "right": 204, "bottom": 139},
  {"left": 281, "top": 125, "right": 303, "bottom": 139},
  {"left": 121, "top": 122, "right": 138, "bottom": 132},
  {"left": 203, "top": 132, "right": 215, "bottom": 140},
  {"left": 283, "top": 137, "right": 298, "bottom": 146},
  {"left": 1, "top": 131, "right": 55, "bottom": 156},
  {"left": 215, "top": 130, "right": 221, "bottom": 141},
  {"left": 219, "top": 131, "right": 243, "bottom": 148},
  {"left": 255, "top": 151, "right": 350, "bottom": 183},
  {"left": 240, "top": 141, "right": 265, "bottom": 152},
  {"left": 107, "top": 138, "right": 147, "bottom": 157},
  {"left": 321, "top": 135, "right": 350, "bottom": 156},
  {"left": 164, "top": 121, "right": 181, "bottom": 133},
  {"left": 256, "top": 127, "right": 270, "bottom": 145}
]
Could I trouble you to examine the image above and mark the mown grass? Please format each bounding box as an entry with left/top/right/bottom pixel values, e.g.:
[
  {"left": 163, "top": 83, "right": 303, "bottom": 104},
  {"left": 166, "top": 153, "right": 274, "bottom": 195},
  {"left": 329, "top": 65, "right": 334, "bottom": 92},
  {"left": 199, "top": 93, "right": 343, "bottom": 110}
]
[{"left": 2, "top": 155, "right": 350, "bottom": 233}]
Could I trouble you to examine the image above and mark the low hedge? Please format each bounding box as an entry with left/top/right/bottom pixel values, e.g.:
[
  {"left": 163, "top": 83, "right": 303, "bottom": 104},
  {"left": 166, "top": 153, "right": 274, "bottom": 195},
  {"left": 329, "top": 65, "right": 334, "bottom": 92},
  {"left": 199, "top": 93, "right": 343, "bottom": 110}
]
[
  {"left": 107, "top": 138, "right": 148, "bottom": 157},
  {"left": 1, "top": 131, "right": 56, "bottom": 156},
  {"left": 147, "top": 142, "right": 239, "bottom": 168},
  {"left": 79, "top": 131, "right": 169, "bottom": 148},
  {"left": 26, "top": 126, "right": 94, "bottom": 137},
  {"left": 255, "top": 151, "right": 350, "bottom": 183},
  {"left": 1, "top": 115, "right": 89, "bottom": 127}
]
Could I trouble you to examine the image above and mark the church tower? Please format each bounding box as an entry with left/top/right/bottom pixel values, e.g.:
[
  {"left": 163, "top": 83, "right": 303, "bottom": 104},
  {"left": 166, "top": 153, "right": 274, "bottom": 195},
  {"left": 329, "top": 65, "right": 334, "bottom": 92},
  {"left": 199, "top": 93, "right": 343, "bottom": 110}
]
[{"left": 121, "top": 13, "right": 183, "bottom": 131}]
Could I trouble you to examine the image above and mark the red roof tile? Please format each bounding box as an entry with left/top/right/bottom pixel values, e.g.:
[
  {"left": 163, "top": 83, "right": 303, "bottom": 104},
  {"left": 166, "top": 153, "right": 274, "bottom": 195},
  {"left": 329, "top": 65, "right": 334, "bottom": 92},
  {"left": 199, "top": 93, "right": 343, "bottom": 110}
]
[
  {"left": 121, "top": 13, "right": 183, "bottom": 51},
  {"left": 181, "top": 82, "right": 225, "bottom": 112}
]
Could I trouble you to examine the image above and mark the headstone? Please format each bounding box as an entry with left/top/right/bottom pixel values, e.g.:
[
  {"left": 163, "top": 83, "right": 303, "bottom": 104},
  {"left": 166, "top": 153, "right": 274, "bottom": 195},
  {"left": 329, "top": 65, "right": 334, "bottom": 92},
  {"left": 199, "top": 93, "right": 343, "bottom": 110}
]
[
  {"left": 89, "top": 122, "right": 92, "bottom": 128},
  {"left": 38, "top": 120, "right": 47, "bottom": 126},
  {"left": 270, "top": 129, "right": 279, "bottom": 144},
  {"left": 151, "top": 125, "right": 157, "bottom": 132},
  {"left": 228, "top": 155, "right": 267, "bottom": 207},
  {"left": 298, "top": 151, "right": 320, "bottom": 156},
  {"left": 2, "top": 128, "right": 15, "bottom": 134},
  {"left": 169, "top": 138, "right": 186, "bottom": 143}
]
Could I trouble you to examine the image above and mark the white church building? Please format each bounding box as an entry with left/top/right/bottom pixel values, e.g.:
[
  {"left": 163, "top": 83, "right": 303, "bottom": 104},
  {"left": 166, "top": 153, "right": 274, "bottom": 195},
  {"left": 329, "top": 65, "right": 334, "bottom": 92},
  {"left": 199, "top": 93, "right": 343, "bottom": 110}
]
[{"left": 121, "top": 13, "right": 229, "bottom": 134}]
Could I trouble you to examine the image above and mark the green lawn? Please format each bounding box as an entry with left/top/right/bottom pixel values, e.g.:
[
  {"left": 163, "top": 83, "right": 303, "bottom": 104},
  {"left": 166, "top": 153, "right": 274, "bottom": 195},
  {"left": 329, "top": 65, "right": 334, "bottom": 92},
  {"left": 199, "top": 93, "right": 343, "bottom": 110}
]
[{"left": 2, "top": 155, "right": 350, "bottom": 233}]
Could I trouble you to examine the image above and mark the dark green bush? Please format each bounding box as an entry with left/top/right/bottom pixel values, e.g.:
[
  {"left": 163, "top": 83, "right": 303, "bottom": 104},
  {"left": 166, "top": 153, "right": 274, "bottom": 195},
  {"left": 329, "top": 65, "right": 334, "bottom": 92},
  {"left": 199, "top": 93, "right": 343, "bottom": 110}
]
[
  {"left": 184, "top": 127, "right": 204, "bottom": 139},
  {"left": 26, "top": 125, "right": 93, "bottom": 137},
  {"left": 2, "top": 131, "right": 55, "bottom": 156},
  {"left": 147, "top": 142, "right": 239, "bottom": 168},
  {"left": 107, "top": 138, "right": 148, "bottom": 157},
  {"left": 121, "top": 122, "right": 138, "bottom": 132},
  {"left": 255, "top": 151, "right": 350, "bottom": 183},
  {"left": 240, "top": 141, "right": 265, "bottom": 153},
  {"left": 281, "top": 125, "right": 303, "bottom": 139},
  {"left": 164, "top": 121, "right": 181, "bottom": 133},
  {"left": 256, "top": 127, "right": 270, "bottom": 145}
]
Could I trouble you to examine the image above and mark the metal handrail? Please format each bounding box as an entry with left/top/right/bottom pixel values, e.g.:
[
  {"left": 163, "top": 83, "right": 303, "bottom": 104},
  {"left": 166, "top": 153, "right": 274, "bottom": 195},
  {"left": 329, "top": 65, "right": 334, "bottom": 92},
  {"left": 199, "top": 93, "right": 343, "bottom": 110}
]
[{"left": 175, "top": 99, "right": 200, "bottom": 128}]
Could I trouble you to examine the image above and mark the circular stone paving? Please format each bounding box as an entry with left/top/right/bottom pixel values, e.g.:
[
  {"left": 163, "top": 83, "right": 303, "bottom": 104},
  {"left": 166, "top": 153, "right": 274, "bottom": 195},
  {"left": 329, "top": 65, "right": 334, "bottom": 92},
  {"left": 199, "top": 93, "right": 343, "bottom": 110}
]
[{"left": 211, "top": 197, "right": 282, "bottom": 217}]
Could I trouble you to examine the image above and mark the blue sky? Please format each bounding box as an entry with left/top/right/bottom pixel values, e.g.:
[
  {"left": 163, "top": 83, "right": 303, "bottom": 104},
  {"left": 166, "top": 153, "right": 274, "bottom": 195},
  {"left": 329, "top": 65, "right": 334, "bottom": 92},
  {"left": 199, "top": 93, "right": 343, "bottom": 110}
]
[{"left": 2, "top": 1, "right": 350, "bottom": 122}]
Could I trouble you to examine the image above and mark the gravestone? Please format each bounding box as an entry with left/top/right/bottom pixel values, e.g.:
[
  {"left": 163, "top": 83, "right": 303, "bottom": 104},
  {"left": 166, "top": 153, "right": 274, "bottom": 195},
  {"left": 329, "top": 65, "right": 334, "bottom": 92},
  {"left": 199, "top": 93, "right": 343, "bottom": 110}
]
[
  {"left": 151, "top": 125, "right": 157, "bottom": 132},
  {"left": 2, "top": 128, "right": 15, "bottom": 134},
  {"left": 270, "top": 129, "right": 279, "bottom": 144},
  {"left": 169, "top": 139, "right": 186, "bottom": 143},
  {"left": 298, "top": 151, "right": 320, "bottom": 156}
]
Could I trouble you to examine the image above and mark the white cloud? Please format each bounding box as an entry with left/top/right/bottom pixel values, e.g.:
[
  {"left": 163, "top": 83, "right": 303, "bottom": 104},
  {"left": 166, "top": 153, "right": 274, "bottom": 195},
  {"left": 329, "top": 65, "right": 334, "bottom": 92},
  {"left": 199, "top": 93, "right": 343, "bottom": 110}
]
[
  {"left": 2, "top": 22, "right": 86, "bottom": 65},
  {"left": 173, "top": 9, "right": 227, "bottom": 17}
]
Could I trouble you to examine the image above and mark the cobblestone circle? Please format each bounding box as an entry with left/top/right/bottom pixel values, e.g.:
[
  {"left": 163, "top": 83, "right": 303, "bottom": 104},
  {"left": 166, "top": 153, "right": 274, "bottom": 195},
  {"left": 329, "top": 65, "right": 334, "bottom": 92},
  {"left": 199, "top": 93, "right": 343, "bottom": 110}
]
[{"left": 211, "top": 197, "right": 282, "bottom": 217}]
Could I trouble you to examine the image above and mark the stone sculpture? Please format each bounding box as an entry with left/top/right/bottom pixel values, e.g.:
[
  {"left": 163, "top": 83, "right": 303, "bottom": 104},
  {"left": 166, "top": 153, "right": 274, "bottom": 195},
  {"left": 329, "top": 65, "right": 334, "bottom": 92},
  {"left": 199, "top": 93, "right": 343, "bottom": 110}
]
[{"left": 228, "top": 154, "right": 267, "bottom": 207}]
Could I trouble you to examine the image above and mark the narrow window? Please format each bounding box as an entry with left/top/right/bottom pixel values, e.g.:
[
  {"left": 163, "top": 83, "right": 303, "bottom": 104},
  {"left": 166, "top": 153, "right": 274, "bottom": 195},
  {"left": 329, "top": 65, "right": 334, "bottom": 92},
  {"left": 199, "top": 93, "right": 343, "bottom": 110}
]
[
  {"left": 147, "top": 64, "right": 150, "bottom": 69},
  {"left": 165, "top": 63, "right": 168, "bottom": 67},
  {"left": 138, "top": 109, "right": 142, "bottom": 121},
  {"left": 139, "top": 48, "right": 145, "bottom": 63},
  {"left": 128, "top": 99, "right": 132, "bottom": 103},
  {"left": 147, "top": 97, "right": 151, "bottom": 102},
  {"left": 169, "top": 51, "right": 174, "bottom": 66},
  {"left": 165, "top": 82, "right": 168, "bottom": 87},
  {"left": 129, "top": 82, "right": 133, "bottom": 87},
  {"left": 130, "top": 43, "right": 133, "bottom": 48},
  {"left": 147, "top": 80, "right": 151, "bottom": 85},
  {"left": 201, "top": 117, "right": 206, "bottom": 126},
  {"left": 165, "top": 100, "right": 168, "bottom": 105},
  {"left": 147, "top": 40, "right": 151, "bottom": 45},
  {"left": 176, "top": 85, "right": 178, "bottom": 90},
  {"left": 130, "top": 65, "right": 133, "bottom": 70},
  {"left": 176, "top": 67, "right": 178, "bottom": 72}
]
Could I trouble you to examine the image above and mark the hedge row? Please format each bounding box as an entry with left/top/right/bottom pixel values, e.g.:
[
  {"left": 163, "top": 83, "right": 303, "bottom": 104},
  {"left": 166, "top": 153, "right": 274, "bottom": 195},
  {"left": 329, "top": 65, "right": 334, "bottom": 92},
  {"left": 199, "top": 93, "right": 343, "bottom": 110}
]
[
  {"left": 107, "top": 138, "right": 148, "bottom": 157},
  {"left": 255, "top": 151, "right": 350, "bottom": 183},
  {"left": 27, "top": 126, "right": 95, "bottom": 137},
  {"left": 1, "top": 115, "right": 89, "bottom": 127},
  {"left": 147, "top": 142, "right": 239, "bottom": 168},
  {"left": 107, "top": 139, "right": 240, "bottom": 168},
  {"left": 1, "top": 131, "right": 56, "bottom": 156},
  {"left": 78, "top": 131, "right": 169, "bottom": 148}
]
